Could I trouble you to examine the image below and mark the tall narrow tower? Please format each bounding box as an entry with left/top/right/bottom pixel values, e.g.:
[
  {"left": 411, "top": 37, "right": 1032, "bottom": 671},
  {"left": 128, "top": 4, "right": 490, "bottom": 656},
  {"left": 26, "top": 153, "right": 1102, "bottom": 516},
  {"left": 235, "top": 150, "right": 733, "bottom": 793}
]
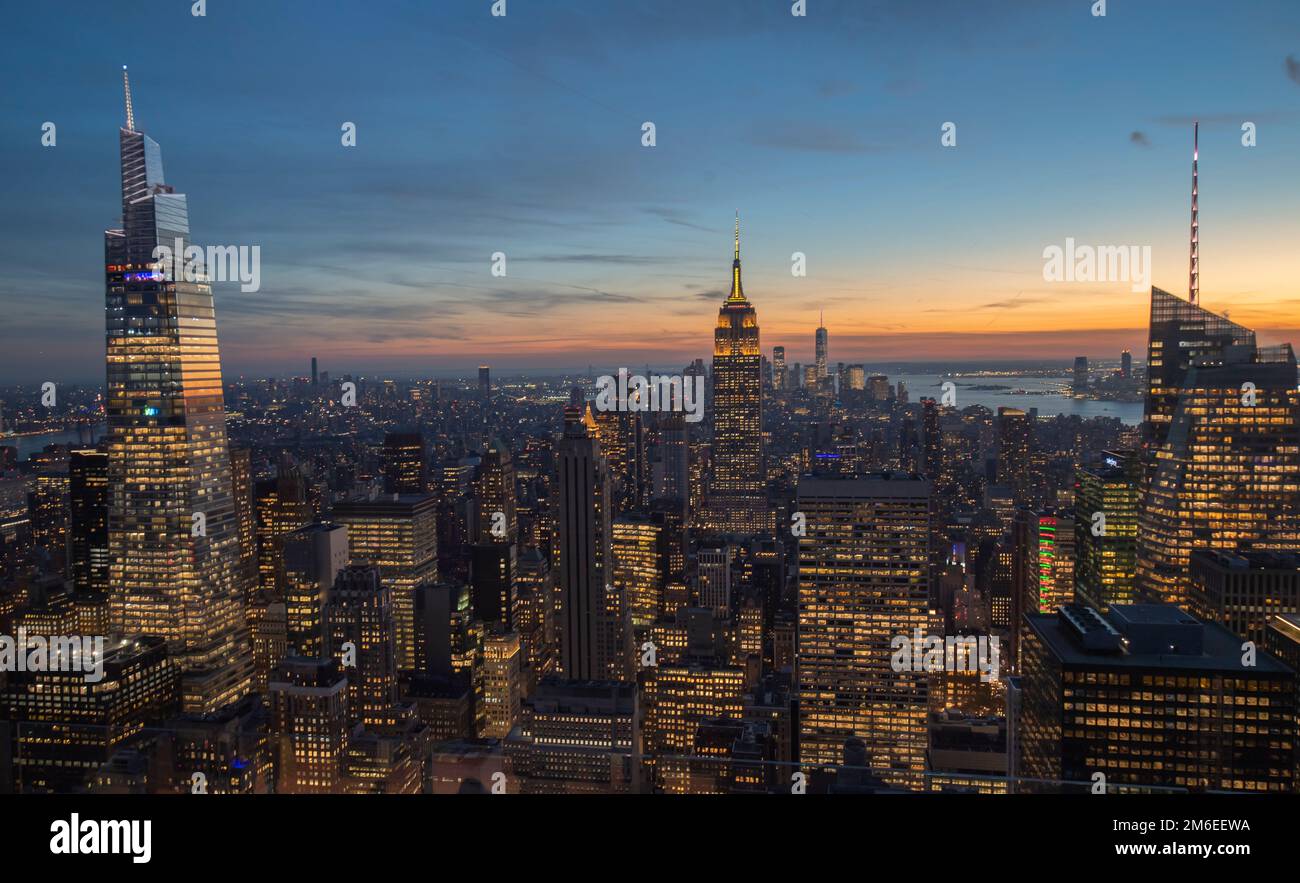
[
  {"left": 814, "top": 310, "right": 828, "bottom": 381},
  {"left": 1189, "top": 121, "right": 1199, "bottom": 305},
  {"left": 105, "top": 69, "right": 251, "bottom": 713},
  {"left": 707, "top": 214, "right": 767, "bottom": 533}
]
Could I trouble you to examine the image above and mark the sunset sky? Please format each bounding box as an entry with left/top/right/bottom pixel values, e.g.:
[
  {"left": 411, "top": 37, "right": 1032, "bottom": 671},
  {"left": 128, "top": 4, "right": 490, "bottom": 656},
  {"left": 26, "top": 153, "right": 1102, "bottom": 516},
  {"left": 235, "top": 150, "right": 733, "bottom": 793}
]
[{"left": 2, "top": 0, "right": 1299, "bottom": 382}]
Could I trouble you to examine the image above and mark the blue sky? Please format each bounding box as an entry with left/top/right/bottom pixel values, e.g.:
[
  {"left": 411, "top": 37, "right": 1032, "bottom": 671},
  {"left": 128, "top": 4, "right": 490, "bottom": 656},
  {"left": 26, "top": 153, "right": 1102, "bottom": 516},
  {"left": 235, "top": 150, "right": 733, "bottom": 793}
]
[{"left": 2, "top": 0, "right": 1299, "bottom": 382}]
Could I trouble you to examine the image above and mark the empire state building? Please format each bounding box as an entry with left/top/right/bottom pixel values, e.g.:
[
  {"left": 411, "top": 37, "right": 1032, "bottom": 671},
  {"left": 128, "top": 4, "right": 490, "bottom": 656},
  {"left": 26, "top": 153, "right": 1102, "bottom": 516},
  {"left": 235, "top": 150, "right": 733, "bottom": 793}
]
[
  {"left": 104, "top": 69, "right": 252, "bottom": 712},
  {"left": 706, "top": 216, "right": 769, "bottom": 533}
]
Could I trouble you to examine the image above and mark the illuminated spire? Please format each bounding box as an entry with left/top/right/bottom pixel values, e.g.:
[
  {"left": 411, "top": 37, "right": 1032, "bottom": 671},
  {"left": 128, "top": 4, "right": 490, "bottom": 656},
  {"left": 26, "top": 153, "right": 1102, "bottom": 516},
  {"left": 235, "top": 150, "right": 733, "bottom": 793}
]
[
  {"left": 122, "top": 65, "right": 135, "bottom": 132},
  {"left": 727, "top": 211, "right": 746, "bottom": 303},
  {"left": 1189, "top": 120, "right": 1199, "bottom": 305}
]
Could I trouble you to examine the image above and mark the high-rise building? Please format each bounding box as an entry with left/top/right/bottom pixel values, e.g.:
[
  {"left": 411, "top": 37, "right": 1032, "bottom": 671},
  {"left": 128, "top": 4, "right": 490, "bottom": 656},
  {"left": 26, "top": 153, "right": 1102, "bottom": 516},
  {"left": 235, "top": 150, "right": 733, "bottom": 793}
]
[
  {"left": 227, "top": 444, "right": 257, "bottom": 598},
  {"left": 478, "top": 365, "right": 491, "bottom": 400},
  {"left": 772, "top": 346, "right": 786, "bottom": 390},
  {"left": 555, "top": 407, "right": 624, "bottom": 680},
  {"left": 642, "top": 663, "right": 746, "bottom": 785},
  {"left": 1019, "top": 508, "right": 1075, "bottom": 617},
  {"left": 652, "top": 411, "right": 689, "bottom": 516},
  {"left": 332, "top": 494, "right": 438, "bottom": 671},
  {"left": 512, "top": 557, "right": 556, "bottom": 691},
  {"left": 814, "top": 311, "right": 828, "bottom": 380},
  {"left": 475, "top": 628, "right": 522, "bottom": 739},
  {"left": 104, "top": 69, "right": 250, "bottom": 714},
  {"left": 381, "top": 432, "right": 426, "bottom": 495},
  {"left": 696, "top": 543, "right": 731, "bottom": 613},
  {"left": 1020, "top": 604, "right": 1296, "bottom": 792},
  {"left": 68, "top": 448, "right": 109, "bottom": 594},
  {"left": 281, "top": 523, "right": 349, "bottom": 657},
  {"left": 611, "top": 513, "right": 665, "bottom": 629},
  {"left": 256, "top": 465, "right": 313, "bottom": 595},
  {"left": 1120, "top": 349, "right": 1133, "bottom": 379},
  {"left": 1072, "top": 356, "right": 1089, "bottom": 394},
  {"left": 475, "top": 438, "right": 517, "bottom": 544},
  {"left": 796, "top": 474, "right": 931, "bottom": 786},
  {"left": 1074, "top": 451, "right": 1140, "bottom": 613},
  {"left": 707, "top": 215, "right": 767, "bottom": 534},
  {"left": 996, "top": 408, "right": 1030, "bottom": 500},
  {"left": 469, "top": 542, "right": 516, "bottom": 627},
  {"left": 162, "top": 695, "right": 272, "bottom": 795},
  {"left": 1187, "top": 550, "right": 1300, "bottom": 646},
  {"left": 1137, "top": 289, "right": 1300, "bottom": 604},
  {"left": 324, "top": 564, "right": 398, "bottom": 727},
  {"left": 470, "top": 439, "right": 520, "bottom": 626},
  {"left": 30, "top": 469, "right": 69, "bottom": 573},
  {"left": 2, "top": 636, "right": 178, "bottom": 792},
  {"left": 502, "top": 679, "right": 636, "bottom": 793},
  {"left": 269, "top": 657, "right": 350, "bottom": 794},
  {"left": 921, "top": 398, "right": 942, "bottom": 480}
]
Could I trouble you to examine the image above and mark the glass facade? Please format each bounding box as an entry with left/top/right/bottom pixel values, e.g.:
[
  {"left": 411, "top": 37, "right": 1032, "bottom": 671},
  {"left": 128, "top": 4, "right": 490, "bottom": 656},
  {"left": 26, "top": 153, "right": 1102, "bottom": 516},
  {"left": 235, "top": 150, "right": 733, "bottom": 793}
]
[{"left": 104, "top": 107, "right": 250, "bottom": 714}]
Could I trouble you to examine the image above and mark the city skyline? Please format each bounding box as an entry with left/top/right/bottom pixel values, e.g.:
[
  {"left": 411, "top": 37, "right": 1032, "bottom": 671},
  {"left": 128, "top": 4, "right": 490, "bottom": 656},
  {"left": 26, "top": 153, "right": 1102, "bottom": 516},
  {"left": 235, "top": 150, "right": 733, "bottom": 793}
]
[
  {"left": 4, "top": 1, "right": 1300, "bottom": 830},
  {"left": 4, "top": 0, "right": 1300, "bottom": 382}
]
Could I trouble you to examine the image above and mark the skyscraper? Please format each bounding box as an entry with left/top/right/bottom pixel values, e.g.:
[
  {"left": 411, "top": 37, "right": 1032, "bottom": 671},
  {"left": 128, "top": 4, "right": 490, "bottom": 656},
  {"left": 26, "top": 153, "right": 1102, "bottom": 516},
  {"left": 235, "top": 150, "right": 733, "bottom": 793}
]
[
  {"left": 1137, "top": 290, "right": 1300, "bottom": 604},
  {"left": 996, "top": 407, "right": 1030, "bottom": 500},
  {"left": 332, "top": 494, "right": 439, "bottom": 671},
  {"left": 474, "top": 438, "right": 518, "bottom": 544},
  {"left": 475, "top": 628, "right": 522, "bottom": 739},
  {"left": 814, "top": 311, "right": 828, "bottom": 381},
  {"left": 1020, "top": 604, "right": 1295, "bottom": 792},
  {"left": 921, "top": 398, "right": 942, "bottom": 480},
  {"left": 228, "top": 444, "right": 257, "bottom": 598},
  {"left": 1187, "top": 550, "right": 1300, "bottom": 646},
  {"left": 772, "top": 346, "right": 786, "bottom": 390},
  {"left": 611, "top": 513, "right": 665, "bottom": 629},
  {"left": 68, "top": 448, "right": 109, "bottom": 594},
  {"left": 652, "top": 411, "right": 689, "bottom": 516},
  {"left": 796, "top": 474, "right": 931, "bottom": 785},
  {"left": 324, "top": 563, "right": 398, "bottom": 727},
  {"left": 2, "top": 636, "right": 178, "bottom": 793},
  {"left": 256, "top": 465, "right": 313, "bottom": 595},
  {"left": 282, "top": 523, "right": 350, "bottom": 657},
  {"left": 1072, "top": 356, "right": 1088, "bottom": 394},
  {"left": 555, "top": 406, "right": 623, "bottom": 681},
  {"left": 269, "top": 657, "right": 350, "bottom": 794},
  {"left": 104, "top": 69, "right": 251, "bottom": 713},
  {"left": 707, "top": 215, "right": 766, "bottom": 534},
  {"left": 381, "top": 432, "right": 427, "bottom": 495},
  {"left": 1074, "top": 451, "right": 1140, "bottom": 613}
]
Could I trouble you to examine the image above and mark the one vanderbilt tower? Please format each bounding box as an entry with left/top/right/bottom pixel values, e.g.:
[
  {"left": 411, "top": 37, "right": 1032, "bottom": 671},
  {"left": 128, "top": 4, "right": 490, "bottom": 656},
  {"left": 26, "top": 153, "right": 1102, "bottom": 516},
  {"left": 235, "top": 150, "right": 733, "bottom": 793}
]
[{"left": 104, "top": 68, "right": 252, "bottom": 712}]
